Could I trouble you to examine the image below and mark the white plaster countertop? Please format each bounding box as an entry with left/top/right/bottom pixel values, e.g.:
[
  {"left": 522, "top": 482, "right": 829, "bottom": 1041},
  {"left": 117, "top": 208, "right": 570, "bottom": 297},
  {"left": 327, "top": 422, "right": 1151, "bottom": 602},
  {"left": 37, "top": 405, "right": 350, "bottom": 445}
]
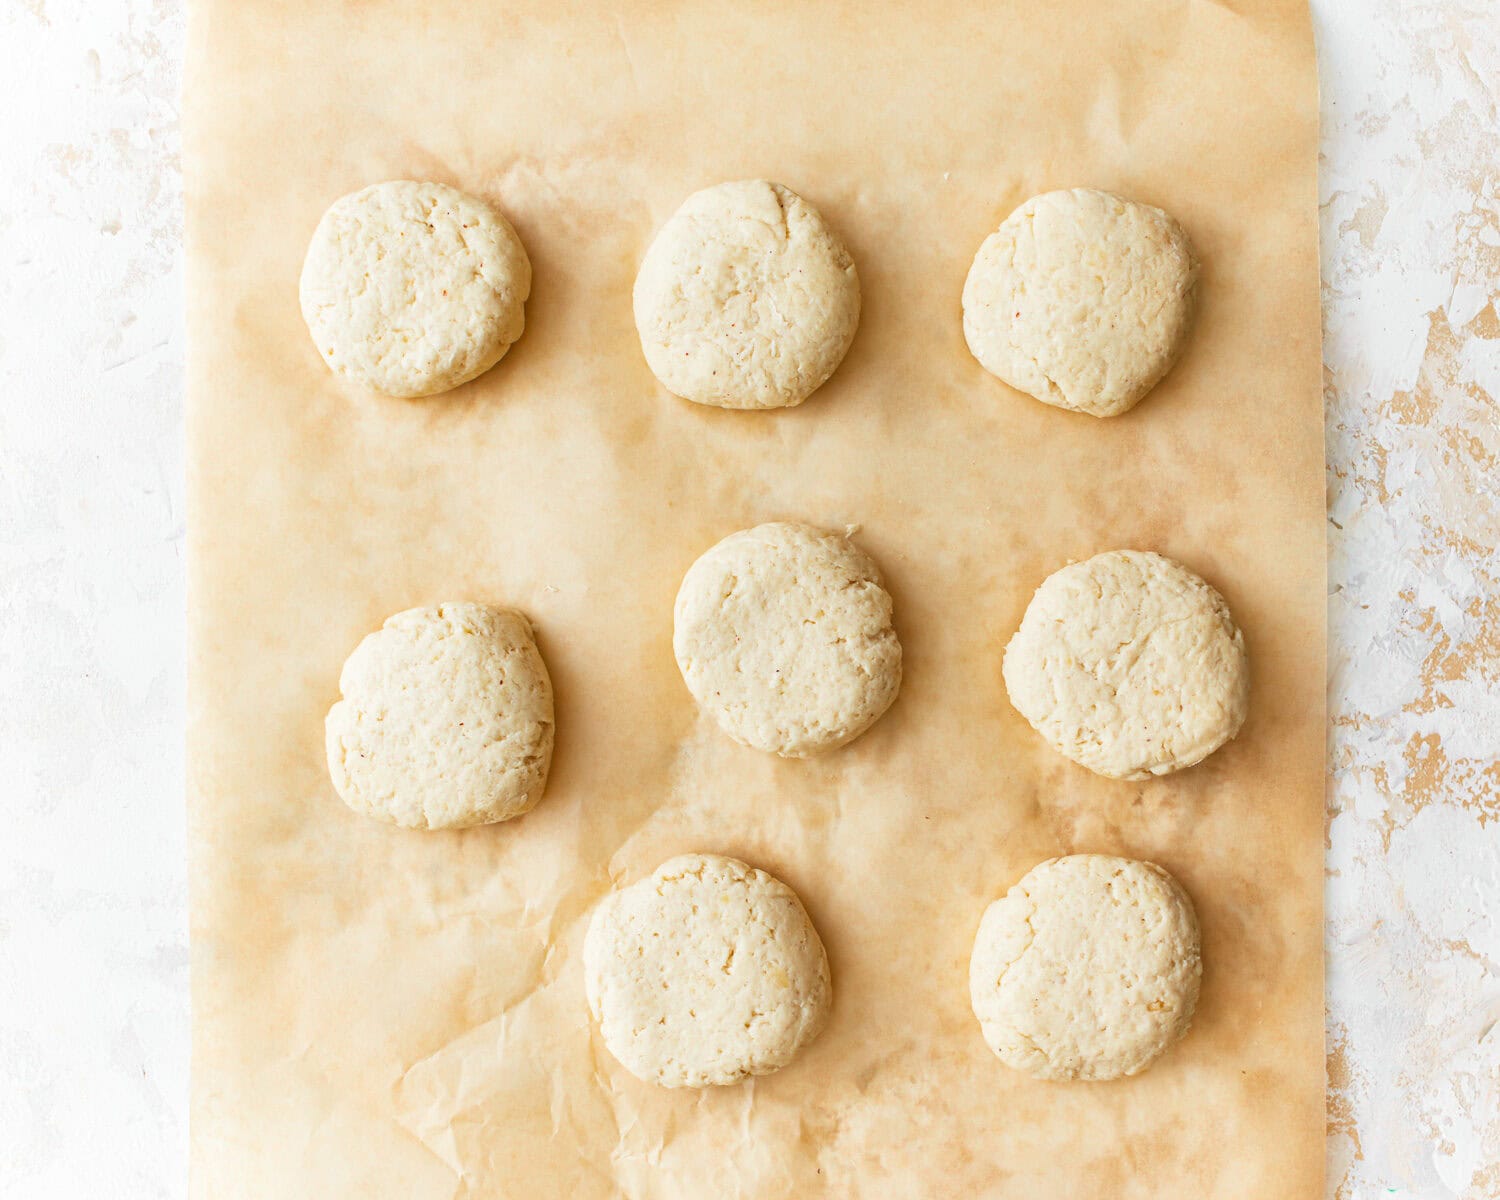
[{"left": 0, "top": 1, "right": 1496, "bottom": 1196}]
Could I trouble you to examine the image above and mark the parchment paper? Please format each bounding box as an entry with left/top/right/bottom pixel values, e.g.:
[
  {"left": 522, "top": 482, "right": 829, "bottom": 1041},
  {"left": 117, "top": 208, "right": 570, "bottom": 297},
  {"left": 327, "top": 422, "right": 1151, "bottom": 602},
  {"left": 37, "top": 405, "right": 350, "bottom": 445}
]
[{"left": 185, "top": 2, "right": 1325, "bottom": 1195}]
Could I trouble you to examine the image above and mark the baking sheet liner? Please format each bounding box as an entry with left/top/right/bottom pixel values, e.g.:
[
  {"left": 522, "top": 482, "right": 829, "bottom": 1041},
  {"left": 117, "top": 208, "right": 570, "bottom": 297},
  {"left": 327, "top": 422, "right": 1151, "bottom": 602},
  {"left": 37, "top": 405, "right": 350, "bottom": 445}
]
[{"left": 185, "top": 1, "right": 1325, "bottom": 1195}]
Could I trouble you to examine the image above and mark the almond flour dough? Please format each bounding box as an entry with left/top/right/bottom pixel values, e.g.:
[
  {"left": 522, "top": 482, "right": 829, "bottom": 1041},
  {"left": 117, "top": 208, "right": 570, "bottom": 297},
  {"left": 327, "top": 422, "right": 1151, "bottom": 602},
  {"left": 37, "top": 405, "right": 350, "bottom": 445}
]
[
  {"left": 672, "top": 522, "right": 902, "bottom": 756},
  {"left": 324, "top": 603, "right": 553, "bottom": 830},
  {"left": 584, "top": 854, "right": 832, "bottom": 1088},
  {"left": 962, "top": 188, "right": 1197, "bottom": 417},
  {"left": 1002, "top": 550, "right": 1248, "bottom": 779},
  {"left": 969, "top": 854, "right": 1201, "bottom": 1081},
  {"left": 299, "top": 180, "right": 531, "bottom": 398},
  {"left": 633, "top": 180, "right": 860, "bottom": 409}
]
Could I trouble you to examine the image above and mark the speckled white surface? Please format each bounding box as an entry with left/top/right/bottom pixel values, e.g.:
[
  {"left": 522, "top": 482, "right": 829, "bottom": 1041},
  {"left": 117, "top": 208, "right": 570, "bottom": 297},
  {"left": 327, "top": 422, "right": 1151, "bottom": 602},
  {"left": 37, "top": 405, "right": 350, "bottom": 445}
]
[
  {"left": 0, "top": 1, "right": 1494, "bottom": 1197},
  {"left": 1321, "top": 2, "right": 1500, "bottom": 1196},
  {"left": 1, "top": 1, "right": 187, "bottom": 1198}
]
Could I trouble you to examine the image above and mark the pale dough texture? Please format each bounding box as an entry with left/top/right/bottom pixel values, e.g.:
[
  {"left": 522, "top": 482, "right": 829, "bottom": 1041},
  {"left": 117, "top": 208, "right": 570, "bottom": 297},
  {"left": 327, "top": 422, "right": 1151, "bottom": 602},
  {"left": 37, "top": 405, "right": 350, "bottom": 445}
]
[
  {"left": 633, "top": 180, "right": 860, "bottom": 410},
  {"left": 673, "top": 522, "right": 902, "bottom": 756},
  {"left": 325, "top": 603, "right": 553, "bottom": 830},
  {"left": 584, "top": 854, "right": 832, "bottom": 1088},
  {"left": 962, "top": 188, "right": 1197, "bottom": 417},
  {"left": 1003, "top": 550, "right": 1248, "bottom": 779},
  {"left": 299, "top": 180, "right": 531, "bottom": 398},
  {"left": 969, "top": 854, "right": 1201, "bottom": 1081}
]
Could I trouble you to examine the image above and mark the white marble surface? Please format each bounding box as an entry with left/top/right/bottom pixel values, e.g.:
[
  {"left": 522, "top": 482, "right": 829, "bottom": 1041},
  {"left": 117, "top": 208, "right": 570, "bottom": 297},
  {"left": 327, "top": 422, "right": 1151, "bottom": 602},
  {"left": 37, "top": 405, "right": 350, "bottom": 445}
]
[
  {"left": 1321, "top": 3, "right": 1500, "bottom": 1196},
  {"left": 1, "top": 2, "right": 187, "bottom": 1198},
  {"left": 0, "top": 1, "right": 1495, "bottom": 1196}
]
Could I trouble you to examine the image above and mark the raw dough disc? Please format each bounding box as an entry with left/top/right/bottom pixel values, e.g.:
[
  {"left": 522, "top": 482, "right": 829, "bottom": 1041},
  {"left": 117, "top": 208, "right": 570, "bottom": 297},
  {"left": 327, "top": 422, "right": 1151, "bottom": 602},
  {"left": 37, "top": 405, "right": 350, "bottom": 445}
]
[
  {"left": 1002, "top": 549, "right": 1248, "bottom": 779},
  {"left": 969, "top": 854, "right": 1201, "bottom": 1081},
  {"left": 299, "top": 180, "right": 531, "bottom": 398},
  {"left": 325, "top": 603, "right": 553, "bottom": 829},
  {"left": 584, "top": 854, "right": 832, "bottom": 1088},
  {"left": 633, "top": 180, "right": 860, "bottom": 409},
  {"left": 962, "top": 188, "right": 1197, "bottom": 417},
  {"left": 673, "top": 521, "right": 902, "bottom": 756}
]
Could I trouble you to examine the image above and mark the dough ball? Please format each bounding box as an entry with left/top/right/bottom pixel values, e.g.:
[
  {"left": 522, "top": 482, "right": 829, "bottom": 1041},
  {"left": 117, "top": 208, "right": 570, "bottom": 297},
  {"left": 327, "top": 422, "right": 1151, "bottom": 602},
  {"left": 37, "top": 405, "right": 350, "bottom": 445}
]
[
  {"left": 970, "top": 855, "right": 1201, "bottom": 1081},
  {"left": 299, "top": 180, "right": 531, "bottom": 398},
  {"left": 673, "top": 522, "right": 902, "bottom": 756},
  {"left": 962, "top": 188, "right": 1197, "bottom": 417},
  {"left": 633, "top": 180, "right": 860, "bottom": 410},
  {"left": 1002, "top": 550, "right": 1248, "bottom": 779},
  {"left": 325, "top": 603, "right": 553, "bottom": 830},
  {"left": 584, "top": 854, "right": 832, "bottom": 1088}
]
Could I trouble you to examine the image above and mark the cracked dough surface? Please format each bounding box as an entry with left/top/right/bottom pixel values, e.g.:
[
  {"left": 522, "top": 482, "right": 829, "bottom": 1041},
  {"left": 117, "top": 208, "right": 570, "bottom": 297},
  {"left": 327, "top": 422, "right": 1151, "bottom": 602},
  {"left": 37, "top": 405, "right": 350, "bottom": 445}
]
[
  {"left": 962, "top": 188, "right": 1197, "bottom": 417},
  {"left": 299, "top": 180, "right": 531, "bottom": 398},
  {"left": 633, "top": 180, "right": 860, "bottom": 410},
  {"left": 969, "top": 854, "right": 1201, "bottom": 1081},
  {"left": 584, "top": 854, "right": 831, "bottom": 1088},
  {"left": 1003, "top": 549, "right": 1248, "bottom": 779},
  {"left": 325, "top": 603, "right": 553, "bottom": 830},
  {"left": 673, "top": 521, "right": 901, "bottom": 756}
]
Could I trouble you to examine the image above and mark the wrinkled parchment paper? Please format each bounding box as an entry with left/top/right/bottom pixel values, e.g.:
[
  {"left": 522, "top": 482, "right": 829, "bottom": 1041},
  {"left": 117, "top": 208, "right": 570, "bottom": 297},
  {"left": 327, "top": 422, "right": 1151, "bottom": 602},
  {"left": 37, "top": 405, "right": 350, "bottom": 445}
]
[{"left": 185, "top": 2, "right": 1324, "bottom": 1195}]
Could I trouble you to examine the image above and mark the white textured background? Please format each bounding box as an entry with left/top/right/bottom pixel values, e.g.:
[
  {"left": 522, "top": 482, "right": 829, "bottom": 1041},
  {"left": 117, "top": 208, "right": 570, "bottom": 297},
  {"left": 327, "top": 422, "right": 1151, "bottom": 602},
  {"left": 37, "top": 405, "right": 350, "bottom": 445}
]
[{"left": 0, "top": 1, "right": 1495, "bottom": 1196}]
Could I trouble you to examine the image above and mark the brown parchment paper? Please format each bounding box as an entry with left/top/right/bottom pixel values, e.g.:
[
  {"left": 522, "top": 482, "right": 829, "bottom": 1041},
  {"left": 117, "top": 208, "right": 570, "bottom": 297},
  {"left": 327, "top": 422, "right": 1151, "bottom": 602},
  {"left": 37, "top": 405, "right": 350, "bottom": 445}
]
[{"left": 185, "top": 1, "right": 1325, "bottom": 1195}]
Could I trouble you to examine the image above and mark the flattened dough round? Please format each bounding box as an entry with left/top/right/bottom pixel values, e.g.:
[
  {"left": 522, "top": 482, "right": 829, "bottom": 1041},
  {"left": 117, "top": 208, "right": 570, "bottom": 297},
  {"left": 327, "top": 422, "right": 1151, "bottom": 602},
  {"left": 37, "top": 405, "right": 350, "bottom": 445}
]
[
  {"left": 633, "top": 180, "right": 860, "bottom": 409},
  {"left": 969, "top": 854, "right": 1201, "bottom": 1081},
  {"left": 673, "top": 522, "right": 901, "bottom": 756},
  {"left": 1002, "top": 550, "right": 1248, "bottom": 779},
  {"left": 325, "top": 603, "right": 553, "bottom": 830},
  {"left": 584, "top": 854, "right": 832, "bottom": 1088},
  {"left": 299, "top": 180, "right": 531, "bottom": 398},
  {"left": 962, "top": 188, "right": 1197, "bottom": 417}
]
